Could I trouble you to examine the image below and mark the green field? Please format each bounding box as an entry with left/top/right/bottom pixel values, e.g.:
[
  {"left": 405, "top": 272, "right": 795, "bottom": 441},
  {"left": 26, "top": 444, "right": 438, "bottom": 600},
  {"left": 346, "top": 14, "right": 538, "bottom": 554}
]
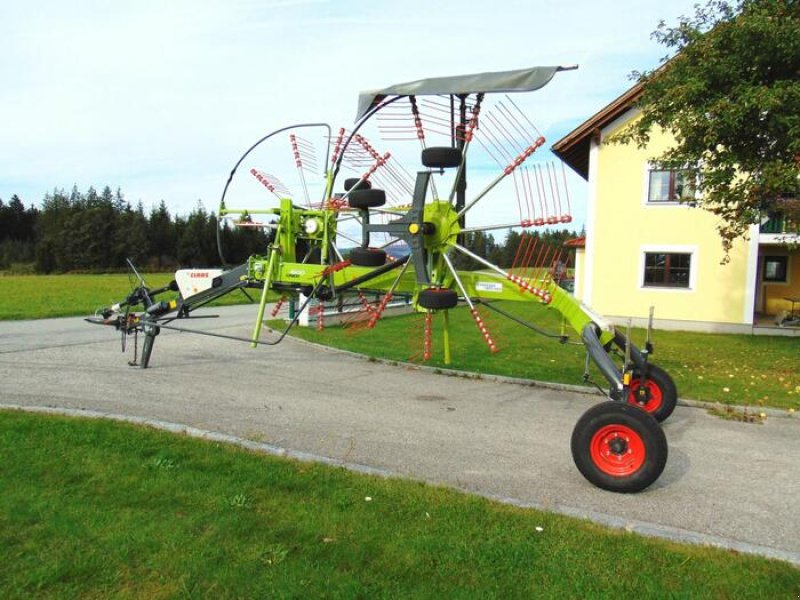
[
  {"left": 1, "top": 410, "right": 797, "bottom": 598},
  {"left": 281, "top": 300, "right": 800, "bottom": 411},
  {"left": 0, "top": 273, "right": 254, "bottom": 320},
  {"left": 1, "top": 273, "right": 797, "bottom": 410}
]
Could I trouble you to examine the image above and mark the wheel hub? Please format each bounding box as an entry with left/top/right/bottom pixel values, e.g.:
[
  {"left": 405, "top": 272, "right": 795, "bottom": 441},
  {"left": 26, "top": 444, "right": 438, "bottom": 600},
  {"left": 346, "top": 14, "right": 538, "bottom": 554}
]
[
  {"left": 608, "top": 436, "right": 628, "bottom": 455},
  {"left": 628, "top": 379, "right": 663, "bottom": 414},
  {"left": 421, "top": 201, "right": 460, "bottom": 252},
  {"left": 589, "top": 424, "right": 646, "bottom": 476},
  {"left": 634, "top": 385, "right": 651, "bottom": 405}
]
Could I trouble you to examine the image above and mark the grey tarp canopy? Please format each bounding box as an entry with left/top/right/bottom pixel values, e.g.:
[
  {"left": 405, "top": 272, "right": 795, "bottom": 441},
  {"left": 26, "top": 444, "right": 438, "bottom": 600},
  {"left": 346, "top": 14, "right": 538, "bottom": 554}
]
[{"left": 355, "top": 65, "right": 574, "bottom": 121}]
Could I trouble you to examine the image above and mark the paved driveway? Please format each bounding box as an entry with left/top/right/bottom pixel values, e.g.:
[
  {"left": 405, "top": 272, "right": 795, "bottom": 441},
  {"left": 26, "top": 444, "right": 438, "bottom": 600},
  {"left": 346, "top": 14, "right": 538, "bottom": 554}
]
[{"left": 1, "top": 306, "right": 798, "bottom": 565}]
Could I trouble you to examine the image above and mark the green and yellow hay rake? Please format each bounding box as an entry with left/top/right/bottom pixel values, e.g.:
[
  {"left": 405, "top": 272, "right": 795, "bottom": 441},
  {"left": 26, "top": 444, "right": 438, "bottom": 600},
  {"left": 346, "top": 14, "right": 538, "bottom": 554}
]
[{"left": 89, "top": 67, "right": 677, "bottom": 492}]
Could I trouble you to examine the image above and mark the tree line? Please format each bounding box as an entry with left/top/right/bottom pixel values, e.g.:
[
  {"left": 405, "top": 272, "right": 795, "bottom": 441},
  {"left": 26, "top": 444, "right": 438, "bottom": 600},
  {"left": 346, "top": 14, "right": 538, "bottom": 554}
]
[
  {"left": 0, "top": 186, "right": 268, "bottom": 273},
  {"left": 0, "top": 186, "right": 580, "bottom": 274}
]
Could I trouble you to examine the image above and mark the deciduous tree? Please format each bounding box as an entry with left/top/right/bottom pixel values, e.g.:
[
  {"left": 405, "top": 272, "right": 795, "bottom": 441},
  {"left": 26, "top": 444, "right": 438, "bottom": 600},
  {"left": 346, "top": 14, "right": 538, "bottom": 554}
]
[{"left": 616, "top": 0, "right": 800, "bottom": 257}]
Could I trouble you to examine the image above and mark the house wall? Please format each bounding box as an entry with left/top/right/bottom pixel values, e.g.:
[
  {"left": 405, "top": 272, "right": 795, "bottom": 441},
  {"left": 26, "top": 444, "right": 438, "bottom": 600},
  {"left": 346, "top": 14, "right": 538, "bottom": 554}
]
[
  {"left": 585, "top": 112, "right": 753, "bottom": 329},
  {"left": 761, "top": 248, "right": 800, "bottom": 316},
  {"left": 573, "top": 248, "right": 584, "bottom": 300}
]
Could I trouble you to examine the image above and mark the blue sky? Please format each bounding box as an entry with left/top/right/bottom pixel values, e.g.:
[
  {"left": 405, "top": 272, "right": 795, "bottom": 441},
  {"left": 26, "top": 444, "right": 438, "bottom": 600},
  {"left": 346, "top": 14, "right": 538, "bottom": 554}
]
[{"left": 1, "top": 0, "right": 700, "bottom": 230}]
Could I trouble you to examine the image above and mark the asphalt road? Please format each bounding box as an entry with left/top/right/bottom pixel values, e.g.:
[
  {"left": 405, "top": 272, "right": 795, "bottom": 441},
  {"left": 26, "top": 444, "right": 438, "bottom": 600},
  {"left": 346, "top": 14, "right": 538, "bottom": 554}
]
[{"left": 1, "top": 305, "right": 799, "bottom": 566}]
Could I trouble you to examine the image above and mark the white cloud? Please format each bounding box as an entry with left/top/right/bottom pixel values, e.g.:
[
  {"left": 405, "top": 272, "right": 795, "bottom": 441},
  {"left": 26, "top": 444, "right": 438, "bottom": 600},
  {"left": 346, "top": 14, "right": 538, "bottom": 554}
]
[{"left": 1, "top": 0, "right": 699, "bottom": 227}]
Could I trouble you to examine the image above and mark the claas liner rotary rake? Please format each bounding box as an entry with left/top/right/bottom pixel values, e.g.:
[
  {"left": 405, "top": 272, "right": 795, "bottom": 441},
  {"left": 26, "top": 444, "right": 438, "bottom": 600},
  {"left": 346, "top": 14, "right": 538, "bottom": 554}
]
[{"left": 89, "top": 67, "right": 678, "bottom": 493}]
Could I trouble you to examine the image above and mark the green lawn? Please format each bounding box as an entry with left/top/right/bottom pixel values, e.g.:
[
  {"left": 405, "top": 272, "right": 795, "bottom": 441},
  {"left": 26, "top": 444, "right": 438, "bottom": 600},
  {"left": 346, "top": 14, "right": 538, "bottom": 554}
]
[
  {"left": 0, "top": 273, "right": 254, "bottom": 320},
  {"left": 1, "top": 410, "right": 796, "bottom": 598},
  {"left": 282, "top": 300, "right": 800, "bottom": 411}
]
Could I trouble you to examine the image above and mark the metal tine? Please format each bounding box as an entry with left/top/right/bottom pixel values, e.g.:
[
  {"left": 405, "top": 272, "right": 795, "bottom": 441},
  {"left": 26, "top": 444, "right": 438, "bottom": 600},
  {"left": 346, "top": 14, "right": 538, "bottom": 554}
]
[
  {"left": 560, "top": 161, "right": 573, "bottom": 224},
  {"left": 337, "top": 144, "right": 373, "bottom": 168},
  {"left": 335, "top": 229, "right": 363, "bottom": 247},
  {"left": 505, "top": 95, "right": 544, "bottom": 140},
  {"left": 518, "top": 233, "right": 539, "bottom": 283},
  {"left": 546, "top": 162, "right": 562, "bottom": 225},
  {"left": 290, "top": 134, "right": 312, "bottom": 207},
  {"left": 409, "top": 96, "right": 439, "bottom": 200},
  {"left": 416, "top": 100, "right": 454, "bottom": 125},
  {"left": 444, "top": 93, "right": 482, "bottom": 203},
  {"left": 522, "top": 166, "right": 539, "bottom": 226},
  {"left": 387, "top": 160, "right": 415, "bottom": 193},
  {"left": 355, "top": 133, "right": 415, "bottom": 201},
  {"left": 524, "top": 166, "right": 544, "bottom": 226},
  {"left": 328, "top": 127, "right": 346, "bottom": 169},
  {"left": 528, "top": 235, "right": 551, "bottom": 283},
  {"left": 472, "top": 131, "right": 507, "bottom": 170},
  {"left": 496, "top": 99, "right": 539, "bottom": 149},
  {"left": 510, "top": 231, "right": 528, "bottom": 271},
  {"left": 379, "top": 167, "right": 411, "bottom": 197},
  {"left": 475, "top": 113, "right": 517, "bottom": 165},
  {"left": 517, "top": 166, "right": 531, "bottom": 224},
  {"left": 349, "top": 161, "right": 406, "bottom": 204},
  {"left": 330, "top": 129, "right": 371, "bottom": 167},
  {"left": 367, "top": 172, "right": 402, "bottom": 205},
  {"left": 540, "top": 243, "right": 560, "bottom": 285},
  {"left": 441, "top": 251, "right": 500, "bottom": 354},
  {"left": 250, "top": 169, "right": 292, "bottom": 200},
  {"left": 345, "top": 134, "right": 412, "bottom": 201},
  {"left": 292, "top": 135, "right": 319, "bottom": 165},
  {"left": 534, "top": 164, "right": 551, "bottom": 223},
  {"left": 377, "top": 99, "right": 421, "bottom": 142},
  {"left": 419, "top": 97, "right": 477, "bottom": 139},
  {"left": 510, "top": 169, "right": 525, "bottom": 223},
  {"left": 452, "top": 242, "right": 551, "bottom": 302},
  {"left": 484, "top": 110, "right": 527, "bottom": 157},
  {"left": 516, "top": 234, "right": 538, "bottom": 276},
  {"left": 545, "top": 247, "right": 564, "bottom": 286},
  {"left": 454, "top": 106, "right": 545, "bottom": 221}
]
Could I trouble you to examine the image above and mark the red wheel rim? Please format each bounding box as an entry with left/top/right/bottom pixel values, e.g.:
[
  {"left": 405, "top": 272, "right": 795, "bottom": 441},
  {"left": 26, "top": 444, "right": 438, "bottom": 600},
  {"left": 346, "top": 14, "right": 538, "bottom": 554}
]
[
  {"left": 590, "top": 424, "right": 646, "bottom": 476},
  {"left": 628, "top": 378, "right": 663, "bottom": 414}
]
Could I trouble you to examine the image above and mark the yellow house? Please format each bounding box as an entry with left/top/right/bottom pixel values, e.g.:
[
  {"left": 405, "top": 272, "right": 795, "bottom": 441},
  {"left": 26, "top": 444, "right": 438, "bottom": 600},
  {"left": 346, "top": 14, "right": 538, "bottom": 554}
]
[{"left": 553, "top": 84, "right": 800, "bottom": 334}]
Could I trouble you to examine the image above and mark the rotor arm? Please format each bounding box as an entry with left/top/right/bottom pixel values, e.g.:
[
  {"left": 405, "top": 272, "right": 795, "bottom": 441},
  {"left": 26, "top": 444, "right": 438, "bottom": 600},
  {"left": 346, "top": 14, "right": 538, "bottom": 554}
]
[{"left": 364, "top": 170, "right": 432, "bottom": 284}]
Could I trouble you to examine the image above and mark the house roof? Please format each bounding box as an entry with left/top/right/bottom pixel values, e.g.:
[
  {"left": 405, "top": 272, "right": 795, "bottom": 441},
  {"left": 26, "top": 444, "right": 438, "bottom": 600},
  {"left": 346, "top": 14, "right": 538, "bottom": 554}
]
[
  {"left": 551, "top": 83, "right": 642, "bottom": 180},
  {"left": 563, "top": 236, "right": 586, "bottom": 248}
]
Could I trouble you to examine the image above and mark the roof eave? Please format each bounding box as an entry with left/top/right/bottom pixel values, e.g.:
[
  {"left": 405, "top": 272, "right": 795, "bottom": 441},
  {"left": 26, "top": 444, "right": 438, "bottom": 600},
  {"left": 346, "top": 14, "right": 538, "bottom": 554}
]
[{"left": 551, "top": 83, "right": 643, "bottom": 180}]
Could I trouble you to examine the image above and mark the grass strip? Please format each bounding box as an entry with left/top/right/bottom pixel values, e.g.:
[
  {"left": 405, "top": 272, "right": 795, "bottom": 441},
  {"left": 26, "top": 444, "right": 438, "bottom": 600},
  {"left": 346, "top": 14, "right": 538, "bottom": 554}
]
[
  {"left": 280, "top": 300, "right": 800, "bottom": 411},
  {"left": 0, "top": 273, "right": 254, "bottom": 320},
  {"left": 1, "top": 410, "right": 797, "bottom": 598}
]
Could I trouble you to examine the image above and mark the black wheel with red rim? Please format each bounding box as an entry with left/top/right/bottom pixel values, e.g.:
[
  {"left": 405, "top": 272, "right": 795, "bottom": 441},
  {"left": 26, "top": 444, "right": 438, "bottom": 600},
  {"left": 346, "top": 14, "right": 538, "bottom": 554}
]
[
  {"left": 350, "top": 247, "right": 387, "bottom": 267},
  {"left": 348, "top": 189, "right": 386, "bottom": 209},
  {"left": 417, "top": 288, "right": 459, "bottom": 310},
  {"left": 627, "top": 363, "right": 677, "bottom": 423},
  {"left": 571, "top": 402, "right": 667, "bottom": 493},
  {"left": 344, "top": 177, "right": 371, "bottom": 192}
]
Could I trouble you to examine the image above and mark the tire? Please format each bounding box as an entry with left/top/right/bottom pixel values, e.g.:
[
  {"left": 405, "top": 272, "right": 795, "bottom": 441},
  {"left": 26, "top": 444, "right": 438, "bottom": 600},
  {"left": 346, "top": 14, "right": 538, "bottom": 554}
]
[
  {"left": 421, "top": 147, "right": 462, "bottom": 169},
  {"left": 628, "top": 363, "right": 678, "bottom": 423},
  {"left": 571, "top": 402, "right": 667, "bottom": 493},
  {"left": 350, "top": 247, "right": 387, "bottom": 267},
  {"left": 344, "top": 178, "right": 371, "bottom": 192},
  {"left": 348, "top": 189, "right": 386, "bottom": 209},
  {"left": 417, "top": 288, "right": 458, "bottom": 310}
]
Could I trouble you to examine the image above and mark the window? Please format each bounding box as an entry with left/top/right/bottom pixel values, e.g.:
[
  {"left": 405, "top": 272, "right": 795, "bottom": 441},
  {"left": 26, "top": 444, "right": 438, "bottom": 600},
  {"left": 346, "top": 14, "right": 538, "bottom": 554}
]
[
  {"left": 643, "top": 252, "right": 692, "bottom": 288},
  {"left": 647, "top": 169, "right": 695, "bottom": 203},
  {"left": 763, "top": 256, "right": 788, "bottom": 283}
]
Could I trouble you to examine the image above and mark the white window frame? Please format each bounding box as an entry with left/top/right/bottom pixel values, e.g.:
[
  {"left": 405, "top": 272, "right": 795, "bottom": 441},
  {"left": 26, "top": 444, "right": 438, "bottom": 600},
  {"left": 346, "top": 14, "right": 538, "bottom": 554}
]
[
  {"left": 639, "top": 245, "right": 698, "bottom": 292},
  {"left": 641, "top": 162, "right": 700, "bottom": 207},
  {"left": 762, "top": 254, "right": 790, "bottom": 286}
]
